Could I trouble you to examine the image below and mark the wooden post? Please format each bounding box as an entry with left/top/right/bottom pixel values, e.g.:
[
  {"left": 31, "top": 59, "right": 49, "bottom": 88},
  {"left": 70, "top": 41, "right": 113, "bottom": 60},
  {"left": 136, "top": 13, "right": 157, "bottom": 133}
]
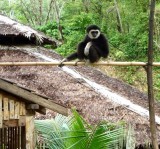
[
  {"left": 3, "top": 98, "right": 9, "bottom": 120},
  {"left": 9, "top": 99, "right": 15, "bottom": 119},
  {"left": 26, "top": 111, "right": 35, "bottom": 149},
  {"left": 147, "top": 0, "right": 158, "bottom": 148},
  {"left": 0, "top": 95, "right": 2, "bottom": 128},
  {"left": 15, "top": 101, "right": 20, "bottom": 119}
]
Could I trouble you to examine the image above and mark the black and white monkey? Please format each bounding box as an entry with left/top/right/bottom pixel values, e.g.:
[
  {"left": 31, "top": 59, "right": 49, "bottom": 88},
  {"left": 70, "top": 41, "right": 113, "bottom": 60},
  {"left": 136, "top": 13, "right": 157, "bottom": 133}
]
[{"left": 60, "top": 25, "right": 109, "bottom": 64}]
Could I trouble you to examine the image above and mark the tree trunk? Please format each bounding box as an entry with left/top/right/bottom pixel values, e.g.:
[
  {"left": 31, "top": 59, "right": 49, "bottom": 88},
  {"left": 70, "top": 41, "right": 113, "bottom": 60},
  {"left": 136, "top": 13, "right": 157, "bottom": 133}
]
[
  {"left": 114, "top": 0, "right": 123, "bottom": 33},
  {"left": 53, "top": 0, "right": 64, "bottom": 42},
  {"left": 147, "top": 0, "right": 158, "bottom": 148},
  {"left": 45, "top": 0, "right": 54, "bottom": 24},
  {"left": 38, "top": 0, "right": 43, "bottom": 25}
]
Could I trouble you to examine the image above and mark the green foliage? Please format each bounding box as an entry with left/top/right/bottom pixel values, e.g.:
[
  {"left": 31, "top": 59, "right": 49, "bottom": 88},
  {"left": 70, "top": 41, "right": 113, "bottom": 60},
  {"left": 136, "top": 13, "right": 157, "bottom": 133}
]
[
  {"left": 35, "top": 110, "right": 127, "bottom": 149},
  {"left": 0, "top": 0, "right": 27, "bottom": 23},
  {"left": 37, "top": 22, "right": 59, "bottom": 39},
  {"left": 55, "top": 31, "right": 83, "bottom": 56},
  {"left": 106, "top": 3, "right": 149, "bottom": 61},
  {"left": 0, "top": 0, "right": 152, "bottom": 60},
  {"left": 40, "top": 12, "right": 100, "bottom": 56}
]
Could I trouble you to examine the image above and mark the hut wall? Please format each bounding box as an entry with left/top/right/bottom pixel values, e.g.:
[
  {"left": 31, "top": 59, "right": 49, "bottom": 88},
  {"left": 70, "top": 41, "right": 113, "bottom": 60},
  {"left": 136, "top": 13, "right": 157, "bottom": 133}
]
[{"left": 0, "top": 92, "right": 35, "bottom": 149}]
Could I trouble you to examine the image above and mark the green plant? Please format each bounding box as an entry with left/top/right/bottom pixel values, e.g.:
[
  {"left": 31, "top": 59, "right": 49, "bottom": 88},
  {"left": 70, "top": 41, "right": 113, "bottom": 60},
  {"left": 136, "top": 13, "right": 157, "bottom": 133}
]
[
  {"left": 37, "top": 22, "right": 59, "bottom": 39},
  {"left": 35, "top": 110, "right": 127, "bottom": 149}
]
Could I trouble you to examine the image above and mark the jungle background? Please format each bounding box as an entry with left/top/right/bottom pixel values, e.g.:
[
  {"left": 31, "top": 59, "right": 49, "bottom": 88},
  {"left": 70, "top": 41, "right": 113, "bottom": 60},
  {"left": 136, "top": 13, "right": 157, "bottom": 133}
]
[{"left": 1, "top": 0, "right": 160, "bottom": 100}]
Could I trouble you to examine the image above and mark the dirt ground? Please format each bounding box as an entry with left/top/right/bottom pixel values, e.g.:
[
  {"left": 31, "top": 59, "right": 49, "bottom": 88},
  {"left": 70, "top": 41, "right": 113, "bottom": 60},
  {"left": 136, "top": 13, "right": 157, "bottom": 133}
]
[{"left": 0, "top": 45, "right": 160, "bottom": 145}]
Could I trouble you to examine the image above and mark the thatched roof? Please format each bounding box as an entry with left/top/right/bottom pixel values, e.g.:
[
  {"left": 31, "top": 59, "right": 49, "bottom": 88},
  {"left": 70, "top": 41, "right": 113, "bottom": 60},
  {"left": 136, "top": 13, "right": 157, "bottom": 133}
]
[
  {"left": 0, "top": 45, "right": 160, "bottom": 146},
  {"left": 0, "top": 15, "right": 57, "bottom": 46},
  {"left": 0, "top": 77, "right": 68, "bottom": 115}
]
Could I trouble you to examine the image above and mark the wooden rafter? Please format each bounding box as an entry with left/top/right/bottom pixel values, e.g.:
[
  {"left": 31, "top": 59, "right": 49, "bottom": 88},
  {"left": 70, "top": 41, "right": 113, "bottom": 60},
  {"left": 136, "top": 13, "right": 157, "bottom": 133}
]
[{"left": 0, "top": 78, "right": 68, "bottom": 116}]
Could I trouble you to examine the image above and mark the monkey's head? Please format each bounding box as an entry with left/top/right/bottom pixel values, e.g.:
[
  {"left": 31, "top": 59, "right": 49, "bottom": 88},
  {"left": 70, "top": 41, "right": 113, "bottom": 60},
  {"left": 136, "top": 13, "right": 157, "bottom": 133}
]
[{"left": 86, "top": 25, "right": 101, "bottom": 39}]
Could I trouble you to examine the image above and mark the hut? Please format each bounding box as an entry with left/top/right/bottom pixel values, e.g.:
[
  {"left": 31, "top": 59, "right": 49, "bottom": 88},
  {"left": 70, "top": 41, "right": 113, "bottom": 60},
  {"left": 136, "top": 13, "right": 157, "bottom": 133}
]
[
  {"left": 0, "top": 14, "right": 68, "bottom": 149},
  {"left": 0, "top": 78, "right": 68, "bottom": 149}
]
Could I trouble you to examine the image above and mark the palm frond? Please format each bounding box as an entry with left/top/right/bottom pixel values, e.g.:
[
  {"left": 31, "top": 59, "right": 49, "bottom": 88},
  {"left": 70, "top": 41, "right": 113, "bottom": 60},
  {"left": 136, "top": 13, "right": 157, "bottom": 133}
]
[
  {"left": 63, "top": 109, "right": 89, "bottom": 148},
  {"left": 125, "top": 125, "right": 136, "bottom": 149},
  {"left": 86, "top": 122, "right": 125, "bottom": 149},
  {"left": 35, "top": 110, "right": 128, "bottom": 149},
  {"left": 35, "top": 114, "right": 71, "bottom": 149}
]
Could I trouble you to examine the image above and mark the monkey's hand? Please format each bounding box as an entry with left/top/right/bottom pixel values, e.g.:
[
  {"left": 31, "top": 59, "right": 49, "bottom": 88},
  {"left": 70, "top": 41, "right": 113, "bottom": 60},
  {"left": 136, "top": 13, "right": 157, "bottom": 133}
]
[
  {"left": 84, "top": 42, "right": 92, "bottom": 56},
  {"left": 58, "top": 58, "right": 68, "bottom": 67}
]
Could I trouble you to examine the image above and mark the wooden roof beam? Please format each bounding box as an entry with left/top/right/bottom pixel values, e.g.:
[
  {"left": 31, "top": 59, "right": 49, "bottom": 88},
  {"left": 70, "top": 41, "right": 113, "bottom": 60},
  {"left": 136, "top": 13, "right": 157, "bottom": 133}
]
[{"left": 0, "top": 79, "right": 68, "bottom": 116}]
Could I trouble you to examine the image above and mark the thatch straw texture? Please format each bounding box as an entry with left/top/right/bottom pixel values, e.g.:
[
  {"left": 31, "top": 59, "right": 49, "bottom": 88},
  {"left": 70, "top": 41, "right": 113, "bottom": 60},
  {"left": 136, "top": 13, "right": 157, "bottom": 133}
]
[{"left": 0, "top": 15, "right": 56, "bottom": 45}]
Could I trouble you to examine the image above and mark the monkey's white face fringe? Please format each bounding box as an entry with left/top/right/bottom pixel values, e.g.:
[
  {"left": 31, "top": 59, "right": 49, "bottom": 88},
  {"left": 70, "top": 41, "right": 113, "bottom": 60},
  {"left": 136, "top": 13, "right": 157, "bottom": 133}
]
[
  {"left": 84, "top": 42, "right": 92, "bottom": 56},
  {"left": 88, "top": 29, "right": 100, "bottom": 39}
]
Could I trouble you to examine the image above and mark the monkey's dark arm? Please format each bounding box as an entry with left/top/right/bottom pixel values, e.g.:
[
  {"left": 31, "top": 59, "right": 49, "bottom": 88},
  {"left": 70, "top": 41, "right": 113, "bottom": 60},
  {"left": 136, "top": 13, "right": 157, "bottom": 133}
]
[
  {"left": 59, "top": 36, "right": 88, "bottom": 67},
  {"left": 77, "top": 42, "right": 86, "bottom": 59},
  {"left": 65, "top": 52, "right": 78, "bottom": 61},
  {"left": 63, "top": 35, "right": 89, "bottom": 61},
  {"left": 77, "top": 37, "right": 89, "bottom": 59},
  {"left": 65, "top": 41, "right": 87, "bottom": 61},
  {"left": 58, "top": 52, "right": 78, "bottom": 67},
  {"left": 96, "top": 34, "right": 109, "bottom": 58},
  {"left": 101, "top": 42, "right": 109, "bottom": 58},
  {"left": 102, "top": 35, "right": 109, "bottom": 58}
]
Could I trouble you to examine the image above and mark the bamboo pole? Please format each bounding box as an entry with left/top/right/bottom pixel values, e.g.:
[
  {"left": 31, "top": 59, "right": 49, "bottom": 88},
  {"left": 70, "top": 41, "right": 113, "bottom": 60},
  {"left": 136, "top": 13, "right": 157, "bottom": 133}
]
[
  {"left": 1, "top": 61, "right": 160, "bottom": 66},
  {"left": 147, "top": 0, "right": 158, "bottom": 148}
]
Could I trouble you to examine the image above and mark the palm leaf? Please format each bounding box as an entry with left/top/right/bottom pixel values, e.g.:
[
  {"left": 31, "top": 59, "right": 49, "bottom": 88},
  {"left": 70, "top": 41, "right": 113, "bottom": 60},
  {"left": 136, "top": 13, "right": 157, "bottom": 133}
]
[
  {"left": 125, "top": 125, "right": 136, "bottom": 149},
  {"left": 86, "top": 122, "right": 125, "bottom": 149},
  {"left": 63, "top": 109, "right": 89, "bottom": 148},
  {"left": 35, "top": 114, "right": 71, "bottom": 149},
  {"left": 35, "top": 110, "right": 127, "bottom": 149}
]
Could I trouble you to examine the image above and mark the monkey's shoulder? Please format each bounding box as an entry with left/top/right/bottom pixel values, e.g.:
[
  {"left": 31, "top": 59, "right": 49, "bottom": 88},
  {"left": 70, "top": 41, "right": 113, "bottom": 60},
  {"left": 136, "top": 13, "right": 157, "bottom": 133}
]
[
  {"left": 92, "top": 34, "right": 107, "bottom": 42},
  {"left": 99, "top": 34, "right": 107, "bottom": 40}
]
